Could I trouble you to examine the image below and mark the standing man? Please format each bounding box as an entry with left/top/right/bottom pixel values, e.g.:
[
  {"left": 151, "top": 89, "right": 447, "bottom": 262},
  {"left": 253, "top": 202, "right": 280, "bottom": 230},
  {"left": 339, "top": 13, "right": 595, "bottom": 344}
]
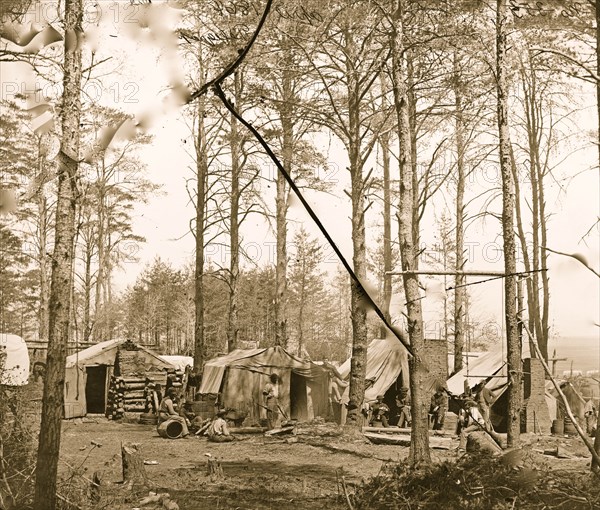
[{"left": 263, "top": 373, "right": 280, "bottom": 430}]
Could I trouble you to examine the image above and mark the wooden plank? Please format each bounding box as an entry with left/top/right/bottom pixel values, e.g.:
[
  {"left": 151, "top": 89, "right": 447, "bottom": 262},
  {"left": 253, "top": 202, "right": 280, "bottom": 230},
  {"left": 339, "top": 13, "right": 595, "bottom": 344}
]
[
  {"left": 230, "top": 427, "right": 268, "bottom": 434},
  {"left": 362, "top": 426, "right": 453, "bottom": 437},
  {"left": 363, "top": 432, "right": 452, "bottom": 450}
]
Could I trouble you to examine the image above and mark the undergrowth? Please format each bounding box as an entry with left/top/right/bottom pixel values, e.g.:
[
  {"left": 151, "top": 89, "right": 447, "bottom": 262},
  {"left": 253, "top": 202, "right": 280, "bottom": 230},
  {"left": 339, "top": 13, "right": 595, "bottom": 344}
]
[{"left": 352, "top": 452, "right": 600, "bottom": 510}]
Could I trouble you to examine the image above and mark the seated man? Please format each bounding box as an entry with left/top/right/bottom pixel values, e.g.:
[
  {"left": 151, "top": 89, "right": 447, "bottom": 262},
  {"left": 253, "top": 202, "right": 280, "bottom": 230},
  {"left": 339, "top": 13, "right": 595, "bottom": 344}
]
[
  {"left": 370, "top": 395, "right": 390, "bottom": 427},
  {"left": 458, "top": 399, "right": 502, "bottom": 454},
  {"left": 158, "top": 387, "right": 190, "bottom": 438},
  {"left": 429, "top": 387, "right": 448, "bottom": 431},
  {"left": 207, "top": 409, "right": 234, "bottom": 442},
  {"left": 395, "top": 388, "right": 411, "bottom": 428}
]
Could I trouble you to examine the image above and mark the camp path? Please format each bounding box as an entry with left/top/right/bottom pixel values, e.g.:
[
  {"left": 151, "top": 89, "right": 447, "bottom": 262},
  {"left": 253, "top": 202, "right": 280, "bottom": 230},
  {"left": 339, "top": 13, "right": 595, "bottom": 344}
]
[{"left": 57, "top": 418, "right": 427, "bottom": 509}]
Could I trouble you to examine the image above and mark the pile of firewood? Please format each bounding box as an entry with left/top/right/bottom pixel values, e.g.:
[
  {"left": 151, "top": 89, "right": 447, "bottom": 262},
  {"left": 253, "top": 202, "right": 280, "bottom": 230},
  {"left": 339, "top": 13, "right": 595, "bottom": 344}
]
[
  {"left": 106, "top": 376, "right": 145, "bottom": 419},
  {"left": 166, "top": 368, "right": 185, "bottom": 390}
]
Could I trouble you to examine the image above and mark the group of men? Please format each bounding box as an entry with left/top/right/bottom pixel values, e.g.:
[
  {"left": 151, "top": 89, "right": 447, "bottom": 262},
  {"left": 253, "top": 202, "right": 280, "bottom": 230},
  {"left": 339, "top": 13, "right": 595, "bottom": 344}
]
[
  {"left": 366, "top": 381, "right": 499, "bottom": 454},
  {"left": 149, "top": 385, "right": 234, "bottom": 442},
  {"left": 149, "top": 372, "right": 284, "bottom": 442}
]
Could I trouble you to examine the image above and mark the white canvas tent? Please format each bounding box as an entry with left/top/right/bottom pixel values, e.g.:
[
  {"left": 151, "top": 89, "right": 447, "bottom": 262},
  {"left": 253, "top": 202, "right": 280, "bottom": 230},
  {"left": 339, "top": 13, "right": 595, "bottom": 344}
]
[
  {"left": 160, "top": 355, "right": 193, "bottom": 372},
  {"left": 338, "top": 338, "right": 410, "bottom": 403},
  {"left": 0, "top": 333, "right": 30, "bottom": 386},
  {"left": 446, "top": 347, "right": 509, "bottom": 397}
]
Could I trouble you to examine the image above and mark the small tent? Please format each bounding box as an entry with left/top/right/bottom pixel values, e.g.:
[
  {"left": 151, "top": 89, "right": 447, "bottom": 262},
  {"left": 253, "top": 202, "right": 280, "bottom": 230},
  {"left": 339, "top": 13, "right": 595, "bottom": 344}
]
[
  {"left": 334, "top": 338, "right": 409, "bottom": 424},
  {"left": 0, "top": 333, "right": 30, "bottom": 386},
  {"left": 64, "top": 339, "right": 173, "bottom": 418},
  {"left": 199, "top": 346, "right": 330, "bottom": 424},
  {"left": 338, "top": 338, "right": 410, "bottom": 403}
]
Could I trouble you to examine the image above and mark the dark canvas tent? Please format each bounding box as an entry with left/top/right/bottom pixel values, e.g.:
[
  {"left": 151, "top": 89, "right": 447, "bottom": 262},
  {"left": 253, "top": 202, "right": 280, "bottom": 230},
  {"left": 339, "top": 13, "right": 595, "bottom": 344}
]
[
  {"left": 199, "top": 346, "right": 330, "bottom": 423},
  {"left": 64, "top": 339, "right": 173, "bottom": 418}
]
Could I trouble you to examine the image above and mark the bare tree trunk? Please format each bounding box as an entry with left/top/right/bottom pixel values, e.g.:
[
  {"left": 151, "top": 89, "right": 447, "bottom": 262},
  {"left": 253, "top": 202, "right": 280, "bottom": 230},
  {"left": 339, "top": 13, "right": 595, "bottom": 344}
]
[
  {"left": 94, "top": 178, "right": 105, "bottom": 341},
  {"left": 83, "top": 245, "right": 92, "bottom": 343},
  {"left": 512, "top": 145, "right": 535, "bottom": 358},
  {"left": 390, "top": 0, "right": 430, "bottom": 464},
  {"left": 378, "top": 72, "right": 393, "bottom": 339},
  {"left": 227, "top": 71, "right": 242, "bottom": 353},
  {"left": 592, "top": 2, "right": 599, "bottom": 449},
  {"left": 496, "top": 0, "right": 521, "bottom": 448},
  {"left": 344, "top": 26, "right": 368, "bottom": 426},
  {"left": 275, "top": 54, "right": 292, "bottom": 348},
  {"left": 33, "top": 0, "right": 83, "bottom": 506},
  {"left": 597, "top": 0, "right": 600, "bottom": 175},
  {"left": 452, "top": 51, "right": 466, "bottom": 375},
  {"left": 407, "top": 55, "right": 420, "bottom": 255},
  {"left": 536, "top": 154, "right": 550, "bottom": 361},
  {"left": 194, "top": 94, "right": 207, "bottom": 371},
  {"left": 520, "top": 56, "right": 547, "bottom": 361},
  {"left": 37, "top": 183, "right": 50, "bottom": 341},
  {"left": 297, "top": 270, "right": 306, "bottom": 356},
  {"left": 379, "top": 127, "right": 392, "bottom": 339}
]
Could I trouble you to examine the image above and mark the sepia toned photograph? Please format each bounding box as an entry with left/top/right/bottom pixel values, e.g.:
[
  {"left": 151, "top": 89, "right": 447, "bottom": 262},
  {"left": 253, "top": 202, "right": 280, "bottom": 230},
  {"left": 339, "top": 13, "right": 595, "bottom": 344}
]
[{"left": 0, "top": 0, "right": 599, "bottom": 508}]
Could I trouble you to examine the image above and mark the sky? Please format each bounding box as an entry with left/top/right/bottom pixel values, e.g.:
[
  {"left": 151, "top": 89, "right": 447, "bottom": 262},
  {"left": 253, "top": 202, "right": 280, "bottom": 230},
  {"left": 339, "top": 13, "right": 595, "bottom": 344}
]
[{"left": 1, "top": 0, "right": 599, "bottom": 351}]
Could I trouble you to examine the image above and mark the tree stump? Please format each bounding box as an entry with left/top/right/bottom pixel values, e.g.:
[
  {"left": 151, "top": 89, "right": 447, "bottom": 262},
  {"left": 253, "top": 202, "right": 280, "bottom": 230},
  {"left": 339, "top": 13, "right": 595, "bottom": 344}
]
[
  {"left": 466, "top": 431, "right": 503, "bottom": 456},
  {"left": 206, "top": 456, "right": 224, "bottom": 481},
  {"left": 122, "top": 443, "right": 149, "bottom": 490},
  {"left": 90, "top": 470, "right": 103, "bottom": 503}
]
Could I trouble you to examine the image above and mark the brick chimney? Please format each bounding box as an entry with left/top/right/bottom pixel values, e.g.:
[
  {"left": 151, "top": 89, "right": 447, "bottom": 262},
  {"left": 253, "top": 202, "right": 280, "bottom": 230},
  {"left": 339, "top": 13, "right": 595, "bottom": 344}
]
[{"left": 522, "top": 357, "right": 552, "bottom": 434}]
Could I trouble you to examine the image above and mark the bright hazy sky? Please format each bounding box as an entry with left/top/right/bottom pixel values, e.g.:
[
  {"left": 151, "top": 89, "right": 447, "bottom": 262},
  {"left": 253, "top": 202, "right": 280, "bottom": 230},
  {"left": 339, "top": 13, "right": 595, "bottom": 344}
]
[{"left": 2, "top": 0, "right": 599, "bottom": 346}]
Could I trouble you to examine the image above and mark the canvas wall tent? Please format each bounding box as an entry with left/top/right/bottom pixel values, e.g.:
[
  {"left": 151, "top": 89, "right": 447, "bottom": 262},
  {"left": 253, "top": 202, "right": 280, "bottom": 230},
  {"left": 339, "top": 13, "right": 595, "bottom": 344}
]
[
  {"left": 445, "top": 342, "right": 556, "bottom": 433},
  {"left": 0, "top": 334, "right": 30, "bottom": 386},
  {"left": 160, "top": 355, "right": 193, "bottom": 372},
  {"left": 199, "top": 346, "right": 330, "bottom": 424},
  {"left": 64, "top": 339, "right": 174, "bottom": 419},
  {"left": 337, "top": 338, "right": 410, "bottom": 417}
]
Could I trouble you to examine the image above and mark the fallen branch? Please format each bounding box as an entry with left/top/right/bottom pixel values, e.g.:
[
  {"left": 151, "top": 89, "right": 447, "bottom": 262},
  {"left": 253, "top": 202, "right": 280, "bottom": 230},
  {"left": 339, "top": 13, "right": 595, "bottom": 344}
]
[
  {"left": 341, "top": 475, "right": 354, "bottom": 510},
  {"left": 523, "top": 323, "right": 600, "bottom": 474}
]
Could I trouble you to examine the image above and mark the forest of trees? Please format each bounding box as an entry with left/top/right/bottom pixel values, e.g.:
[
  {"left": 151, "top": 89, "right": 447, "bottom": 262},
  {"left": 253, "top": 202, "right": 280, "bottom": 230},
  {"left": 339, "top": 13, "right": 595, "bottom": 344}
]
[{"left": 1, "top": 0, "right": 600, "bottom": 505}]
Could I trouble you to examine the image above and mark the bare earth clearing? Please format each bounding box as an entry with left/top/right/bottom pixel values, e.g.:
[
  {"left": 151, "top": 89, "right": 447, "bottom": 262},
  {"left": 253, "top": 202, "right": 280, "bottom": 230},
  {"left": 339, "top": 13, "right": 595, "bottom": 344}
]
[{"left": 57, "top": 418, "right": 594, "bottom": 509}]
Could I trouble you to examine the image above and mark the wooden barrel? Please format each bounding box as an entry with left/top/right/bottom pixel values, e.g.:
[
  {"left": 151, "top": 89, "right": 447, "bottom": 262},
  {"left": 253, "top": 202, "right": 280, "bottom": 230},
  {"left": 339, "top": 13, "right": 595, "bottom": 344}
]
[
  {"left": 551, "top": 419, "right": 564, "bottom": 435},
  {"left": 563, "top": 417, "right": 577, "bottom": 435},
  {"left": 443, "top": 412, "right": 459, "bottom": 435},
  {"left": 157, "top": 420, "right": 183, "bottom": 439}
]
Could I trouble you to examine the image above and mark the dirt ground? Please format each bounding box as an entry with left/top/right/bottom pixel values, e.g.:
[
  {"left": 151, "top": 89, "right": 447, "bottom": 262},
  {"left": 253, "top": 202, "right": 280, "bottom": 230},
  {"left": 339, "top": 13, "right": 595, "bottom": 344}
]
[{"left": 57, "top": 417, "right": 596, "bottom": 509}]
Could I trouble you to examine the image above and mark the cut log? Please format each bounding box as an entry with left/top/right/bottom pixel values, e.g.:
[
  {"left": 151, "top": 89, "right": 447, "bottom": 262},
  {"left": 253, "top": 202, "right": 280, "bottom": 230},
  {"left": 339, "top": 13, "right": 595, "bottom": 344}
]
[
  {"left": 123, "top": 406, "right": 146, "bottom": 413},
  {"left": 264, "top": 425, "right": 295, "bottom": 436},
  {"left": 124, "top": 383, "right": 146, "bottom": 390},
  {"left": 123, "top": 391, "right": 145, "bottom": 399},
  {"left": 363, "top": 432, "right": 452, "bottom": 450},
  {"left": 122, "top": 442, "right": 149, "bottom": 490}
]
